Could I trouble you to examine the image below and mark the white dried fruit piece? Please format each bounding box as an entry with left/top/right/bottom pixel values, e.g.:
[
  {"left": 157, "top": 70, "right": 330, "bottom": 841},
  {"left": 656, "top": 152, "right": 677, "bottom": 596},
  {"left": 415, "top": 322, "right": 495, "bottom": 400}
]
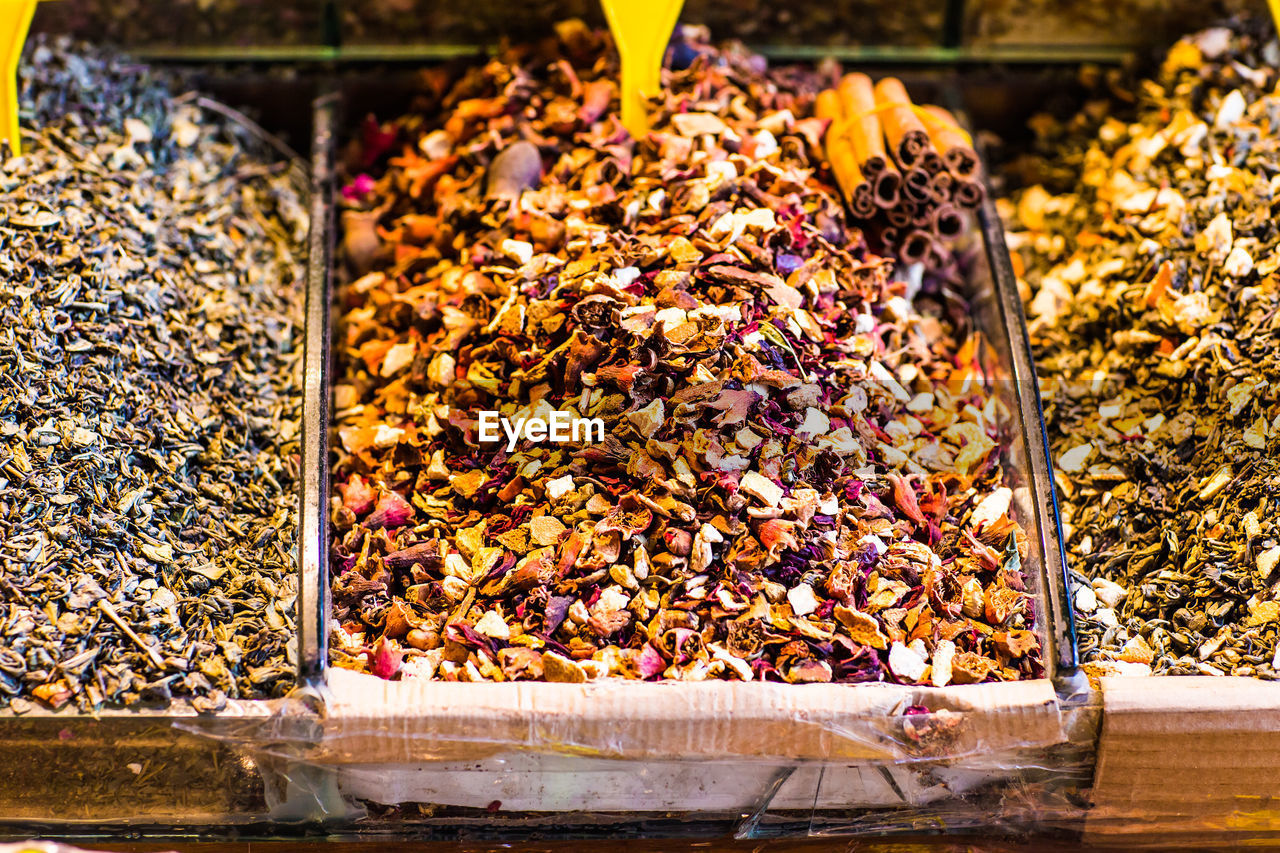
[
  {"left": 372, "top": 423, "right": 404, "bottom": 449},
  {"left": 1094, "top": 607, "right": 1120, "bottom": 628},
  {"left": 1197, "top": 464, "right": 1232, "bottom": 500},
  {"left": 443, "top": 552, "right": 472, "bottom": 579},
  {"left": 961, "top": 577, "right": 985, "bottom": 619},
  {"left": 1119, "top": 635, "right": 1154, "bottom": 665},
  {"left": 906, "top": 392, "right": 934, "bottom": 413},
  {"left": 1082, "top": 660, "right": 1152, "bottom": 689},
  {"left": 1092, "top": 578, "right": 1128, "bottom": 608},
  {"left": 672, "top": 111, "right": 728, "bottom": 136},
  {"left": 690, "top": 523, "right": 724, "bottom": 575},
  {"left": 740, "top": 470, "right": 784, "bottom": 508},
  {"left": 1169, "top": 291, "right": 1217, "bottom": 334},
  {"left": 931, "top": 639, "right": 956, "bottom": 687},
  {"left": 1222, "top": 245, "right": 1254, "bottom": 278},
  {"left": 1243, "top": 511, "right": 1263, "bottom": 539},
  {"left": 1227, "top": 382, "right": 1257, "bottom": 417},
  {"left": 441, "top": 576, "right": 470, "bottom": 601},
  {"left": 786, "top": 583, "right": 820, "bottom": 617},
  {"left": 970, "top": 486, "right": 1013, "bottom": 530},
  {"left": 1058, "top": 444, "right": 1093, "bottom": 473},
  {"left": 627, "top": 398, "right": 665, "bottom": 435},
  {"left": 124, "top": 117, "right": 154, "bottom": 144},
  {"left": 380, "top": 341, "right": 417, "bottom": 377},
  {"left": 1214, "top": 88, "right": 1247, "bottom": 128},
  {"left": 545, "top": 475, "right": 576, "bottom": 500},
  {"left": 888, "top": 641, "right": 927, "bottom": 682},
  {"left": 1195, "top": 212, "right": 1233, "bottom": 264},
  {"left": 427, "top": 352, "right": 456, "bottom": 388},
  {"left": 500, "top": 238, "right": 533, "bottom": 265},
  {"left": 1075, "top": 585, "right": 1098, "bottom": 613},
  {"left": 794, "top": 407, "right": 830, "bottom": 439},
  {"left": 1244, "top": 417, "right": 1268, "bottom": 450},
  {"left": 474, "top": 610, "right": 511, "bottom": 639}
]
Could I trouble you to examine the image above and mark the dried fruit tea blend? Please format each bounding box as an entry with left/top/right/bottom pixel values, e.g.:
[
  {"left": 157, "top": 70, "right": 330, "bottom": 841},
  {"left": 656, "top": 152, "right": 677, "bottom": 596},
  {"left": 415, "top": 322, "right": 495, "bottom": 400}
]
[{"left": 331, "top": 24, "right": 1042, "bottom": 686}]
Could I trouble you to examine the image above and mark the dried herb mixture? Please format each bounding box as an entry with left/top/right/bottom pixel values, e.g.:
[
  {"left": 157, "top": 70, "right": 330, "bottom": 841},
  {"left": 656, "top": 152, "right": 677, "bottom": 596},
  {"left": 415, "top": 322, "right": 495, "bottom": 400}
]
[
  {"left": 332, "top": 23, "right": 1042, "bottom": 686},
  {"left": 0, "top": 40, "right": 307, "bottom": 711},
  {"left": 1003, "top": 19, "right": 1280, "bottom": 679}
]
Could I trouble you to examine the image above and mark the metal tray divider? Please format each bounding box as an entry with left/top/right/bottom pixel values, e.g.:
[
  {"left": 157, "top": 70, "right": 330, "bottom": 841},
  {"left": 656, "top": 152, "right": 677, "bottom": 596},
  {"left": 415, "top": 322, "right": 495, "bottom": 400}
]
[{"left": 299, "top": 90, "right": 338, "bottom": 687}]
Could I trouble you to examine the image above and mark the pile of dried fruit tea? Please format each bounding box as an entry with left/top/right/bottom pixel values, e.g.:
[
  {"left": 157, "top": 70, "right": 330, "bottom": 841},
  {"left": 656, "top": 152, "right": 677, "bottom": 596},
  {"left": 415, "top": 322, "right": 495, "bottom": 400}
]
[
  {"left": 1002, "top": 19, "right": 1280, "bottom": 679},
  {"left": 331, "top": 22, "right": 1041, "bottom": 686},
  {"left": 0, "top": 39, "right": 307, "bottom": 711}
]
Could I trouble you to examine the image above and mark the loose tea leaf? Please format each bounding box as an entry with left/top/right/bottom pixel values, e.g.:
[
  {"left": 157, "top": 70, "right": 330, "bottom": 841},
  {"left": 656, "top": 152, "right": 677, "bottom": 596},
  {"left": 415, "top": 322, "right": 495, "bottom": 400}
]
[
  {"left": 0, "top": 39, "right": 307, "bottom": 711},
  {"left": 331, "top": 22, "right": 1040, "bottom": 686},
  {"left": 1002, "top": 18, "right": 1280, "bottom": 681}
]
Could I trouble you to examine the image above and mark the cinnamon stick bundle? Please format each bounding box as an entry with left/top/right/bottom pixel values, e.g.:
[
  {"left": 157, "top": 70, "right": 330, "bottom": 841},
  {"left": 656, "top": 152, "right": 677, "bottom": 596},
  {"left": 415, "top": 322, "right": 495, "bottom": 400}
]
[
  {"left": 836, "top": 73, "right": 901, "bottom": 208},
  {"left": 815, "top": 73, "right": 987, "bottom": 268},
  {"left": 872, "top": 77, "right": 933, "bottom": 169}
]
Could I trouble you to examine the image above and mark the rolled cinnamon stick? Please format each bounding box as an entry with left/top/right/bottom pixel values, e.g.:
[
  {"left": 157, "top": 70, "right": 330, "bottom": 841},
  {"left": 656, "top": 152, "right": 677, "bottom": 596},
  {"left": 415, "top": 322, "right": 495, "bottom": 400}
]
[
  {"left": 817, "top": 90, "right": 876, "bottom": 218},
  {"left": 901, "top": 167, "right": 932, "bottom": 203},
  {"left": 920, "top": 105, "right": 981, "bottom": 178},
  {"left": 953, "top": 178, "right": 985, "bottom": 210},
  {"left": 933, "top": 203, "right": 964, "bottom": 238},
  {"left": 920, "top": 149, "right": 945, "bottom": 176},
  {"left": 872, "top": 77, "right": 932, "bottom": 169},
  {"left": 899, "top": 229, "right": 933, "bottom": 265},
  {"left": 887, "top": 202, "right": 913, "bottom": 229},
  {"left": 930, "top": 170, "right": 954, "bottom": 203},
  {"left": 836, "top": 74, "right": 901, "bottom": 207}
]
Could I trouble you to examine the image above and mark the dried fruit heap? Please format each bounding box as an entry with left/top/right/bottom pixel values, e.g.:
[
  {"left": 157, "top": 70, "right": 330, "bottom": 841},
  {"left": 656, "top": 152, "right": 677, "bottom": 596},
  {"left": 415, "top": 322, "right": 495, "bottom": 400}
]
[
  {"left": 1003, "top": 20, "right": 1280, "bottom": 679},
  {"left": 332, "top": 24, "right": 1041, "bottom": 685}
]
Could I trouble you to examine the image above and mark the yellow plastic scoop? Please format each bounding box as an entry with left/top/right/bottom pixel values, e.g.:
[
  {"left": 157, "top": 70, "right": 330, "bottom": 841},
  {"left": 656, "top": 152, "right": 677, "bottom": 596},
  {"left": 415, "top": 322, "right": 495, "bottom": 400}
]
[
  {"left": 601, "top": 0, "right": 683, "bottom": 138},
  {"left": 1, "top": 0, "right": 38, "bottom": 157}
]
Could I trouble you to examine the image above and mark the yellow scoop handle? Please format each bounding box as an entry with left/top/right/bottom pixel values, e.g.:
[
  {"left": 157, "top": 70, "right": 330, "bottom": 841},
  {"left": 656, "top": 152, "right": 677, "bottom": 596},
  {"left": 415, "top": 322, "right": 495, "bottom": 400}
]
[
  {"left": 1, "top": 0, "right": 37, "bottom": 157},
  {"left": 601, "top": 0, "right": 683, "bottom": 138}
]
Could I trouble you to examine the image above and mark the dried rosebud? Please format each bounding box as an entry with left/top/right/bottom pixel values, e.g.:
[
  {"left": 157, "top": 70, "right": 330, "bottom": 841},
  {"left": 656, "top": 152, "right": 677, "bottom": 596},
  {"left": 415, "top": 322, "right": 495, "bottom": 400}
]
[
  {"left": 366, "top": 490, "right": 415, "bottom": 529},
  {"left": 663, "top": 527, "right": 693, "bottom": 557},
  {"left": 370, "top": 638, "right": 403, "bottom": 680},
  {"left": 636, "top": 643, "right": 667, "bottom": 679}
]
